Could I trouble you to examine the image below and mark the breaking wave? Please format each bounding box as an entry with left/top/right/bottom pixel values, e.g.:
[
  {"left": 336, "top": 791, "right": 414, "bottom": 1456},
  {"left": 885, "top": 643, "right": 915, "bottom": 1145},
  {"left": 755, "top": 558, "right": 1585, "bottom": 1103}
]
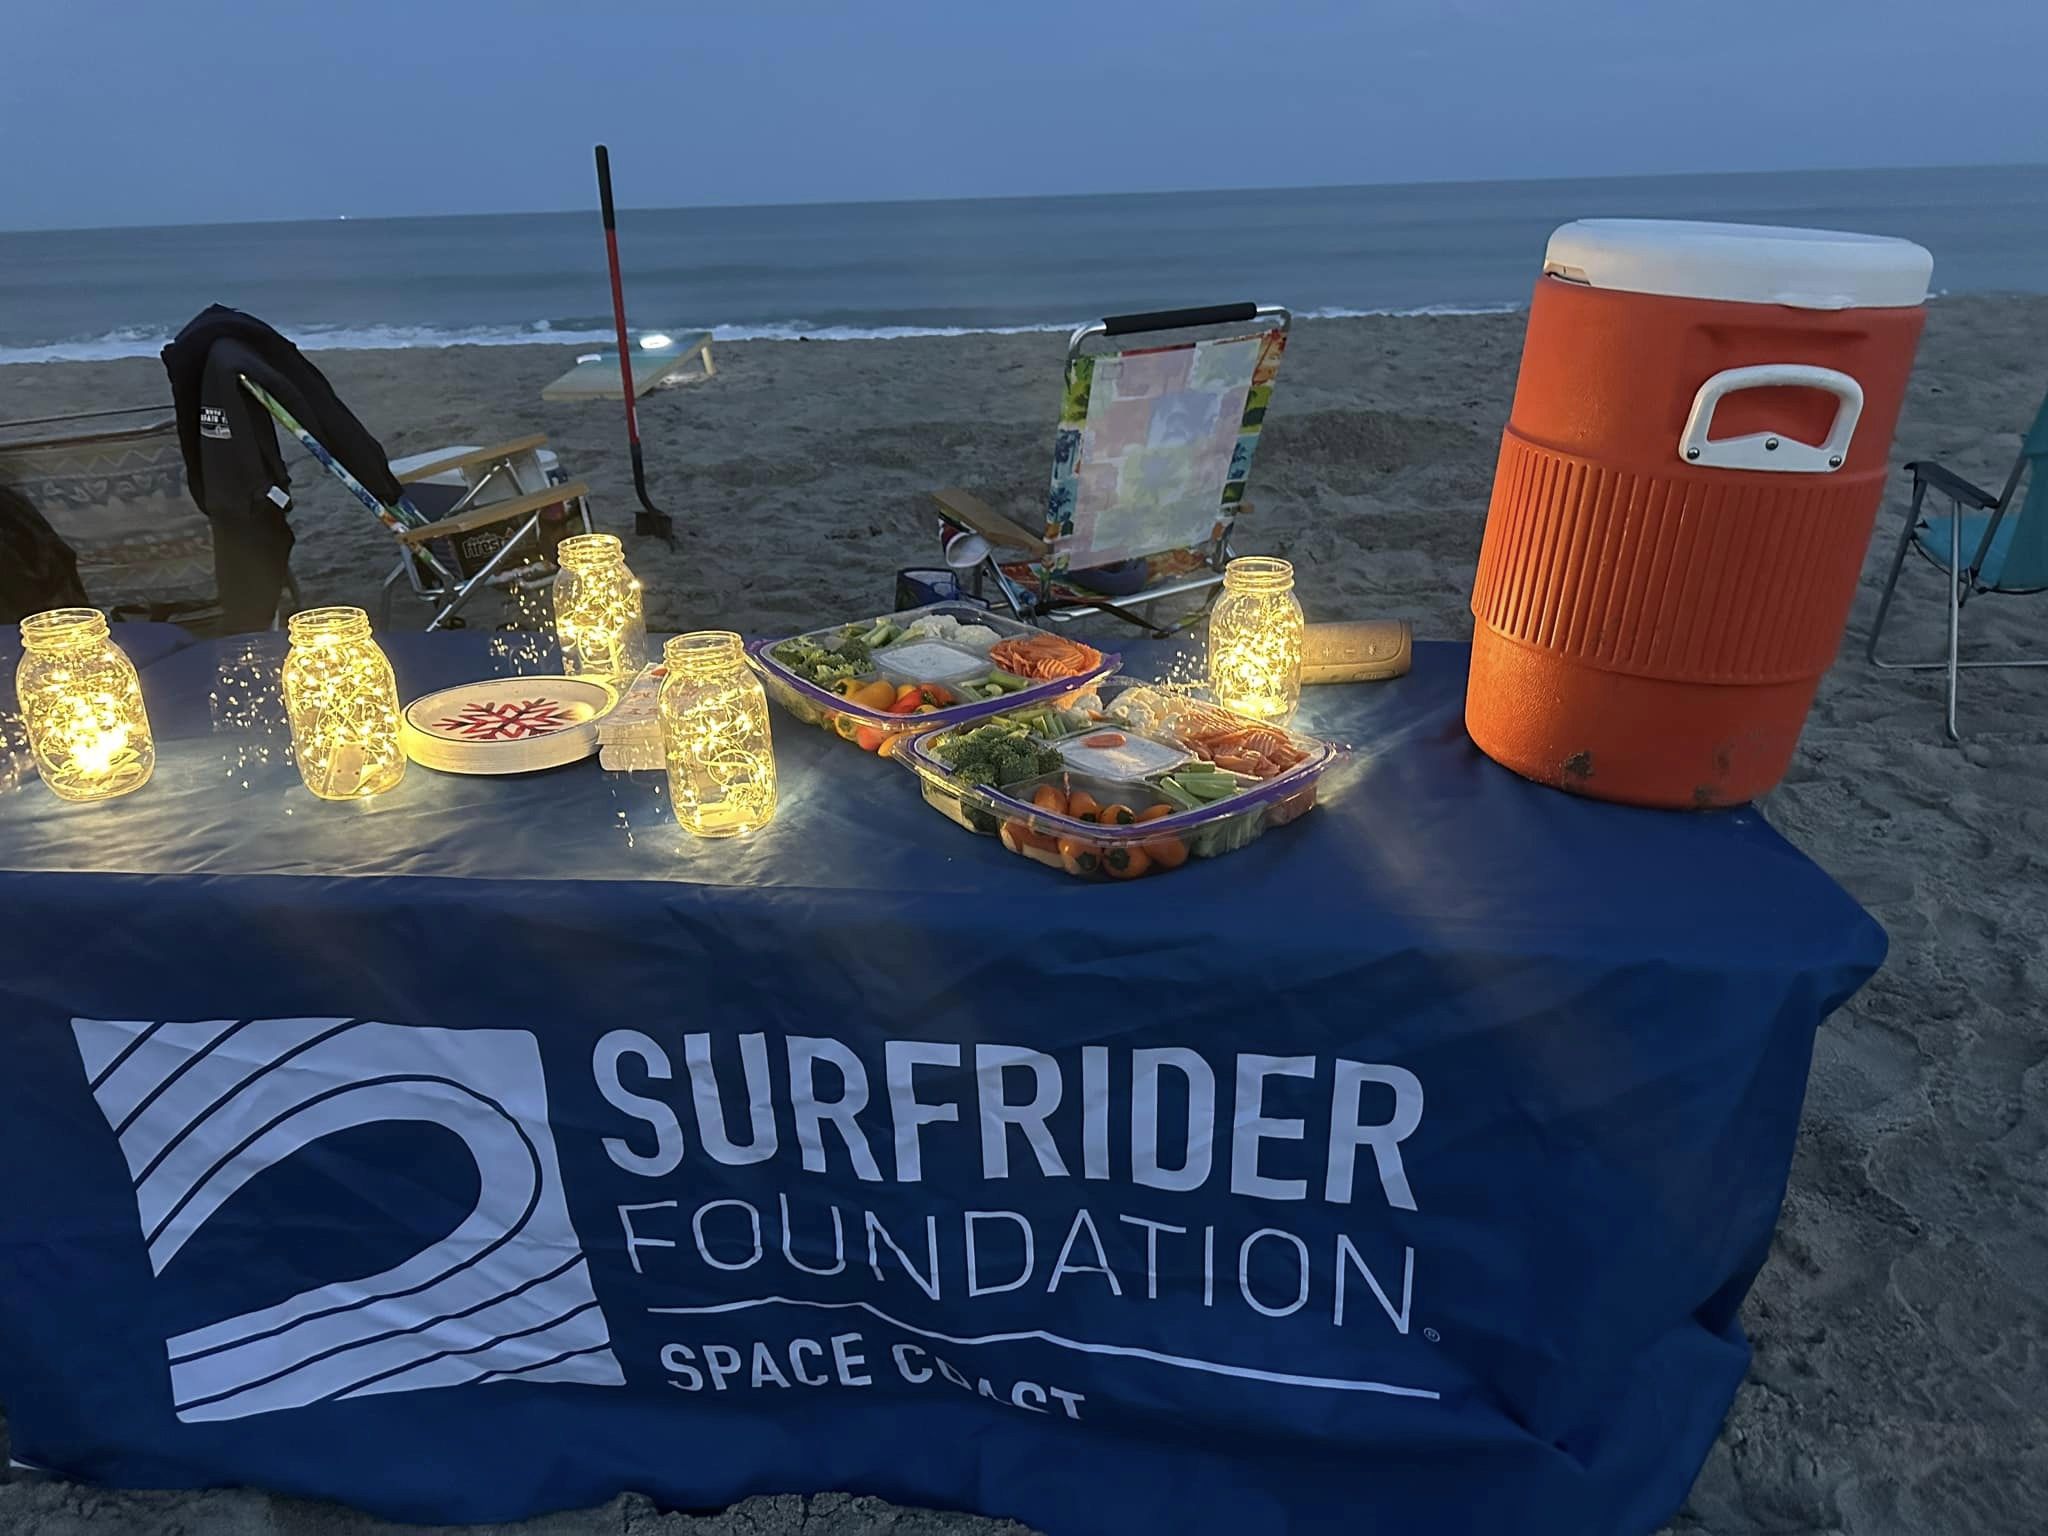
[{"left": 0, "top": 304, "right": 1524, "bottom": 365}]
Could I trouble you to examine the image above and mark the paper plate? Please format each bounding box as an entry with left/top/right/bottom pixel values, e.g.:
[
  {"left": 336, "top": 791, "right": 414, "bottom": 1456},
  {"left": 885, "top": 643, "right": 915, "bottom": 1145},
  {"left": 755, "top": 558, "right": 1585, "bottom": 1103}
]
[{"left": 402, "top": 675, "right": 617, "bottom": 775}]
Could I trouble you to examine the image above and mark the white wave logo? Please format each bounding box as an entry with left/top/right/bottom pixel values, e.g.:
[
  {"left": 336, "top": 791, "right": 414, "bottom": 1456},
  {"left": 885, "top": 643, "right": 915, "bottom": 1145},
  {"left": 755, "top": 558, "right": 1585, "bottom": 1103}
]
[{"left": 72, "top": 1016, "right": 623, "bottom": 1423}]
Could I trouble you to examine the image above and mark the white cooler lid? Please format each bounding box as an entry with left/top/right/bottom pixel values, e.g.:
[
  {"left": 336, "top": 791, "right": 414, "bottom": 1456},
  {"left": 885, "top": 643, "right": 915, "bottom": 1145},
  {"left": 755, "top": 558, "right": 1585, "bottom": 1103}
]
[{"left": 1543, "top": 219, "right": 1932, "bottom": 310}]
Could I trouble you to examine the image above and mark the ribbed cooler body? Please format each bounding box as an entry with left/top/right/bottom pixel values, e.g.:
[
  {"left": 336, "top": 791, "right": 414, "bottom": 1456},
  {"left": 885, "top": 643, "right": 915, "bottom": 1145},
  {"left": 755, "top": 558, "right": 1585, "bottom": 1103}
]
[{"left": 1466, "top": 276, "right": 1924, "bottom": 806}]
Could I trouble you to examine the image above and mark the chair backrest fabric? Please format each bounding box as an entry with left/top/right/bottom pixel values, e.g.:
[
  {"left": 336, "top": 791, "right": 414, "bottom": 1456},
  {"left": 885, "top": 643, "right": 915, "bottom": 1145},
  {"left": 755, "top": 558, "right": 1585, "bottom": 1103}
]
[
  {"left": 0, "top": 419, "right": 215, "bottom": 611},
  {"left": 1992, "top": 384, "right": 2048, "bottom": 591},
  {"left": 1041, "top": 325, "right": 1287, "bottom": 581}
]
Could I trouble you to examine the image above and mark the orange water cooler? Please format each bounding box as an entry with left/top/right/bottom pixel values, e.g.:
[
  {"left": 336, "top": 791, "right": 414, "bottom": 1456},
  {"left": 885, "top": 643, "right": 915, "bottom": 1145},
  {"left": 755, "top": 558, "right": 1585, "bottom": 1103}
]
[{"left": 1466, "top": 220, "right": 1932, "bottom": 807}]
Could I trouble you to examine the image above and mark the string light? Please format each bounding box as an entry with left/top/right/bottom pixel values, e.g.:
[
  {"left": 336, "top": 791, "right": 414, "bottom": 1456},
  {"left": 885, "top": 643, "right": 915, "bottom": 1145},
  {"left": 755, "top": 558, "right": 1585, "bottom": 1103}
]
[
  {"left": 1207, "top": 557, "right": 1305, "bottom": 723},
  {"left": 553, "top": 533, "right": 648, "bottom": 683},
  {"left": 659, "top": 631, "right": 778, "bottom": 838},
  {"left": 210, "top": 636, "right": 290, "bottom": 786},
  {"left": 281, "top": 606, "right": 406, "bottom": 800},
  {"left": 0, "top": 705, "right": 30, "bottom": 796},
  {"left": 15, "top": 608, "right": 155, "bottom": 802}
]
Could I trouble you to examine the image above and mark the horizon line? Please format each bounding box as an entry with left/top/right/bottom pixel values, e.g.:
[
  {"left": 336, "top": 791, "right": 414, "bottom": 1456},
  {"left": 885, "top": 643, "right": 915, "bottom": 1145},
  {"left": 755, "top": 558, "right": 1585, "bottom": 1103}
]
[{"left": 4, "top": 158, "right": 2043, "bottom": 239}]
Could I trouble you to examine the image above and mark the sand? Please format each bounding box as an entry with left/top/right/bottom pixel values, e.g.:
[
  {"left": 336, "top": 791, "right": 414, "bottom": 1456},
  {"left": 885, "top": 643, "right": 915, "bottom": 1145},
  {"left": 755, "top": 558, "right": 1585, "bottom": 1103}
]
[{"left": 3, "top": 299, "right": 2046, "bottom": 1534}]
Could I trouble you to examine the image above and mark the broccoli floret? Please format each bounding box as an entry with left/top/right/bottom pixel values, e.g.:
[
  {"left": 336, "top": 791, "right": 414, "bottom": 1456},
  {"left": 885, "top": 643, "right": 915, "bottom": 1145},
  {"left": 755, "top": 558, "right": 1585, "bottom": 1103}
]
[{"left": 931, "top": 722, "right": 1056, "bottom": 790}]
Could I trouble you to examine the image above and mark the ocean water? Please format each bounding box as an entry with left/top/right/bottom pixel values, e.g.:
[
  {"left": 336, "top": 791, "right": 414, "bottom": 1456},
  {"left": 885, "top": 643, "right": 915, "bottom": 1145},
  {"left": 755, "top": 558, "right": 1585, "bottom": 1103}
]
[{"left": 2, "top": 163, "right": 2043, "bottom": 364}]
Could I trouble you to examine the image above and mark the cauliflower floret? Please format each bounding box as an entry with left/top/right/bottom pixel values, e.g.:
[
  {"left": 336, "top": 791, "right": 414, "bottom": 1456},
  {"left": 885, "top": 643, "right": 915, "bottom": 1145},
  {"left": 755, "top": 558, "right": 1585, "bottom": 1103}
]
[
  {"left": 951, "top": 623, "right": 1002, "bottom": 652},
  {"left": 1107, "top": 686, "right": 1166, "bottom": 733}
]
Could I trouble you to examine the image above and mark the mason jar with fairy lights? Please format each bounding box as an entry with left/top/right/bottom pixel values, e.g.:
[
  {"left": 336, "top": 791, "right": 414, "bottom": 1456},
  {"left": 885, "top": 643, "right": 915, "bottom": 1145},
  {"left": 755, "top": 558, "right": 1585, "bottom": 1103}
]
[
  {"left": 659, "top": 631, "right": 778, "bottom": 838},
  {"left": 553, "top": 532, "right": 648, "bottom": 682},
  {"left": 281, "top": 606, "right": 407, "bottom": 800},
  {"left": 15, "top": 608, "right": 155, "bottom": 802},
  {"left": 1206, "top": 556, "right": 1305, "bottom": 723}
]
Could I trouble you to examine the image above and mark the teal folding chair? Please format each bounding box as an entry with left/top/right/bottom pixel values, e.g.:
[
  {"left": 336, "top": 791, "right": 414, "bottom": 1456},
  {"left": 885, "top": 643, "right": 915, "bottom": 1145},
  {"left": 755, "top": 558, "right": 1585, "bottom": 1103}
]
[{"left": 1868, "top": 385, "right": 2048, "bottom": 737}]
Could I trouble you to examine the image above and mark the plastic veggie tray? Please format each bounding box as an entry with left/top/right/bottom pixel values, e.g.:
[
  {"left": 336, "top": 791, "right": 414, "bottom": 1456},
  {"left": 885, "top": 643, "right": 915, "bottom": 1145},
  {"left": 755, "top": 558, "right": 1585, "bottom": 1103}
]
[
  {"left": 746, "top": 603, "right": 1119, "bottom": 756},
  {"left": 901, "top": 681, "right": 1337, "bottom": 879}
]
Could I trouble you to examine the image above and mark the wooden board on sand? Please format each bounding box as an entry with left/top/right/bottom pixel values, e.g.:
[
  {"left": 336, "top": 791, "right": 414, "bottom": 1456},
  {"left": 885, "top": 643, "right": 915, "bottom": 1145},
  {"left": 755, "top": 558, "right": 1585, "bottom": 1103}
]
[{"left": 542, "top": 334, "right": 716, "bottom": 401}]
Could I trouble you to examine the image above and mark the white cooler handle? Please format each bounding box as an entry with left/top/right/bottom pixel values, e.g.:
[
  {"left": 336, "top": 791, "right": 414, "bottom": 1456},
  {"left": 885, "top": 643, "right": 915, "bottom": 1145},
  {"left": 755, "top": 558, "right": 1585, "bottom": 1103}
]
[{"left": 1678, "top": 364, "right": 1864, "bottom": 474}]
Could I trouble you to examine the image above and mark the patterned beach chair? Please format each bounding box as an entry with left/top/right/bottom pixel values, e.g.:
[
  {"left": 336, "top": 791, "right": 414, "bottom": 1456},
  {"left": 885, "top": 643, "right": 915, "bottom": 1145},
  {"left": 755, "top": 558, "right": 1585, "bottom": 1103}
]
[
  {"left": 0, "top": 409, "right": 243, "bottom": 627},
  {"left": 1867, "top": 382, "right": 2048, "bottom": 738},
  {"left": 932, "top": 302, "right": 1291, "bottom": 634}
]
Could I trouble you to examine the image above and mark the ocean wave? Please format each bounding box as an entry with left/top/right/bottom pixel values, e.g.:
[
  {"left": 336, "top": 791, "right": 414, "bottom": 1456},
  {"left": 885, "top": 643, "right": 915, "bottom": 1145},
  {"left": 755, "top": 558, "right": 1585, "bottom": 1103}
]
[
  {"left": 0, "top": 321, "right": 621, "bottom": 365},
  {"left": 0, "top": 303, "right": 1526, "bottom": 364},
  {"left": 1296, "top": 303, "right": 1523, "bottom": 319}
]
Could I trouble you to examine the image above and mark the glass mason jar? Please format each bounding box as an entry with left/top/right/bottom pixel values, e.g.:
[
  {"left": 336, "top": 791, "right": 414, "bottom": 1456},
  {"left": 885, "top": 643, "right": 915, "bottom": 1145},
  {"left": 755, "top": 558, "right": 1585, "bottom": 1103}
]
[
  {"left": 281, "top": 606, "right": 407, "bottom": 800},
  {"left": 1206, "top": 556, "right": 1306, "bottom": 723},
  {"left": 553, "top": 532, "right": 648, "bottom": 682},
  {"left": 659, "top": 631, "right": 779, "bottom": 838},
  {"left": 15, "top": 608, "right": 154, "bottom": 802}
]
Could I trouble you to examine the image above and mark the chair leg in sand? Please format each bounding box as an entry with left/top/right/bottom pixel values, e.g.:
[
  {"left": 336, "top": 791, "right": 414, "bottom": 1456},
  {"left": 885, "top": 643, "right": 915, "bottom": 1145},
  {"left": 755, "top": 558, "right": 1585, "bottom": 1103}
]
[{"left": 1867, "top": 387, "right": 2048, "bottom": 740}]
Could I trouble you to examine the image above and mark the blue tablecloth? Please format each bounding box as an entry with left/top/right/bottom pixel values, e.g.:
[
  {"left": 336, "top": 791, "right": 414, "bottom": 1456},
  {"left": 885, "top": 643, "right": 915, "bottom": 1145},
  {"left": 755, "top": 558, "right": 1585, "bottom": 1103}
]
[{"left": 0, "top": 631, "right": 1883, "bottom": 1536}]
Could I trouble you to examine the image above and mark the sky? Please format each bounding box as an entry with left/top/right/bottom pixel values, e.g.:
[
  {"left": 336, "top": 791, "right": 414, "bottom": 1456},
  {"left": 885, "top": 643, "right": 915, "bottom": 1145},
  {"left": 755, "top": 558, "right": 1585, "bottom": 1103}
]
[{"left": 5, "top": 0, "right": 2048, "bottom": 230}]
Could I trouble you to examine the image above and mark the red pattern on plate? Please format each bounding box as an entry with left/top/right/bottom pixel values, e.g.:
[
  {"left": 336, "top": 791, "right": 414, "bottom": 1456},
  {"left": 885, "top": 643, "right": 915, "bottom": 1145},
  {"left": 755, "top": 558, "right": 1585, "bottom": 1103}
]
[{"left": 431, "top": 697, "right": 578, "bottom": 741}]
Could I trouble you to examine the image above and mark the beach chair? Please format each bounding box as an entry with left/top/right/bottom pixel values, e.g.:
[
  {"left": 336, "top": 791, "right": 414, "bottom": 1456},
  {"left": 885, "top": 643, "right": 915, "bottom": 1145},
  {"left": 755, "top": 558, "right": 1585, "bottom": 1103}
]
[
  {"left": 1867, "top": 384, "right": 2048, "bottom": 738},
  {"left": 931, "top": 302, "right": 1291, "bottom": 635},
  {"left": 241, "top": 380, "right": 591, "bottom": 631},
  {"left": 0, "top": 406, "right": 297, "bottom": 630}
]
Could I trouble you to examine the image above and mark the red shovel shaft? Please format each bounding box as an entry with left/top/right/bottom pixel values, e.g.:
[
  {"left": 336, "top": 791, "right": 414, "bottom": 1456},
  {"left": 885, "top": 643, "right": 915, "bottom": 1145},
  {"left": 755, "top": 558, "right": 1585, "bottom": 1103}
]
[
  {"left": 597, "top": 148, "right": 640, "bottom": 447},
  {"left": 593, "top": 144, "right": 673, "bottom": 543}
]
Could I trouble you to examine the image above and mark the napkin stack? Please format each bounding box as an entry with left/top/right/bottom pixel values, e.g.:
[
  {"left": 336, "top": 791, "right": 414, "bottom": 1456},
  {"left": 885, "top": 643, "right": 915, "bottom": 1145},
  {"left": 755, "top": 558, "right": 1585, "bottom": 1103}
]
[{"left": 596, "top": 664, "right": 666, "bottom": 771}]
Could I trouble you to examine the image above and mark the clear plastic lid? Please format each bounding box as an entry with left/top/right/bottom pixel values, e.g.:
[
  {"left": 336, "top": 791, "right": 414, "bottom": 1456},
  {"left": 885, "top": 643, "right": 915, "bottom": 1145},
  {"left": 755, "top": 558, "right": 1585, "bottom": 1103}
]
[
  {"left": 749, "top": 602, "right": 1119, "bottom": 732},
  {"left": 873, "top": 638, "right": 993, "bottom": 686},
  {"left": 1053, "top": 731, "right": 1189, "bottom": 780}
]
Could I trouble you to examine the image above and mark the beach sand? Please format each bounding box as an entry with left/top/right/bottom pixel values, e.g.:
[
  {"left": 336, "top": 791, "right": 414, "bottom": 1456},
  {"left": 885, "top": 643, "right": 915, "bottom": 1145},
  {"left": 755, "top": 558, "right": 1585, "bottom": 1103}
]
[{"left": 2, "top": 299, "right": 2045, "bottom": 1534}]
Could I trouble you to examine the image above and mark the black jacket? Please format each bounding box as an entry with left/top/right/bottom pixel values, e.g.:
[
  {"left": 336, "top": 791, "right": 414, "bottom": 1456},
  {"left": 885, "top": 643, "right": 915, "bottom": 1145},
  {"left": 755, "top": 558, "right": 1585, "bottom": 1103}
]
[{"left": 161, "top": 306, "right": 402, "bottom": 631}]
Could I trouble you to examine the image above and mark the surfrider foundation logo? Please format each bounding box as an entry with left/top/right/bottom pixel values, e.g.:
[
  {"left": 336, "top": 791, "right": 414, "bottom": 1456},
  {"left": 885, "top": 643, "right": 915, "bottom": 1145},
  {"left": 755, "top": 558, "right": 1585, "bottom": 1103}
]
[{"left": 72, "top": 1016, "right": 624, "bottom": 1423}]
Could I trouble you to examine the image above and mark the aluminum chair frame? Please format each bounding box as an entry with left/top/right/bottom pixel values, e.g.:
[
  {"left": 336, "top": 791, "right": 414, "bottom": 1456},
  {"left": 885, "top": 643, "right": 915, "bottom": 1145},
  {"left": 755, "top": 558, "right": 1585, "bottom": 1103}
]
[
  {"left": 1867, "top": 450, "right": 2047, "bottom": 740},
  {"left": 374, "top": 438, "right": 592, "bottom": 630},
  {"left": 242, "top": 379, "right": 589, "bottom": 631}
]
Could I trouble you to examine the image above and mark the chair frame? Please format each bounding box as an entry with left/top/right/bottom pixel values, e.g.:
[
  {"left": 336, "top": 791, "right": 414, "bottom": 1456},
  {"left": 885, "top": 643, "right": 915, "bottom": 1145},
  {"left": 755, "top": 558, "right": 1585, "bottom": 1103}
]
[
  {"left": 935, "top": 302, "right": 1292, "bottom": 636},
  {"left": 1867, "top": 452, "right": 2047, "bottom": 740},
  {"left": 377, "top": 436, "right": 593, "bottom": 629},
  {"left": 241, "top": 379, "right": 590, "bottom": 631}
]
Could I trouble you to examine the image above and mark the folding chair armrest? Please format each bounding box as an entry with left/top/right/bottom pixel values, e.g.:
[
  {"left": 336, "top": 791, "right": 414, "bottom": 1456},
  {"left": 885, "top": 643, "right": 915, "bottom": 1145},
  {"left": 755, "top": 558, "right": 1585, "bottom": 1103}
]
[
  {"left": 395, "top": 434, "right": 551, "bottom": 485},
  {"left": 932, "top": 487, "right": 1050, "bottom": 555},
  {"left": 1905, "top": 460, "right": 1998, "bottom": 509},
  {"left": 396, "top": 481, "right": 587, "bottom": 544}
]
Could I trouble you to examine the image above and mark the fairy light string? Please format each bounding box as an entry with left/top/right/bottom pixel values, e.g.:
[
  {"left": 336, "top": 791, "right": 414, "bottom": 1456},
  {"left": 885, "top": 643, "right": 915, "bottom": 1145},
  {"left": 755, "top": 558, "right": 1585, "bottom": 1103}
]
[
  {"left": 15, "top": 608, "right": 155, "bottom": 802},
  {"left": 554, "top": 533, "right": 648, "bottom": 683},
  {"left": 281, "top": 607, "right": 407, "bottom": 800},
  {"left": 1207, "top": 556, "right": 1305, "bottom": 723},
  {"left": 660, "top": 631, "right": 779, "bottom": 838}
]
